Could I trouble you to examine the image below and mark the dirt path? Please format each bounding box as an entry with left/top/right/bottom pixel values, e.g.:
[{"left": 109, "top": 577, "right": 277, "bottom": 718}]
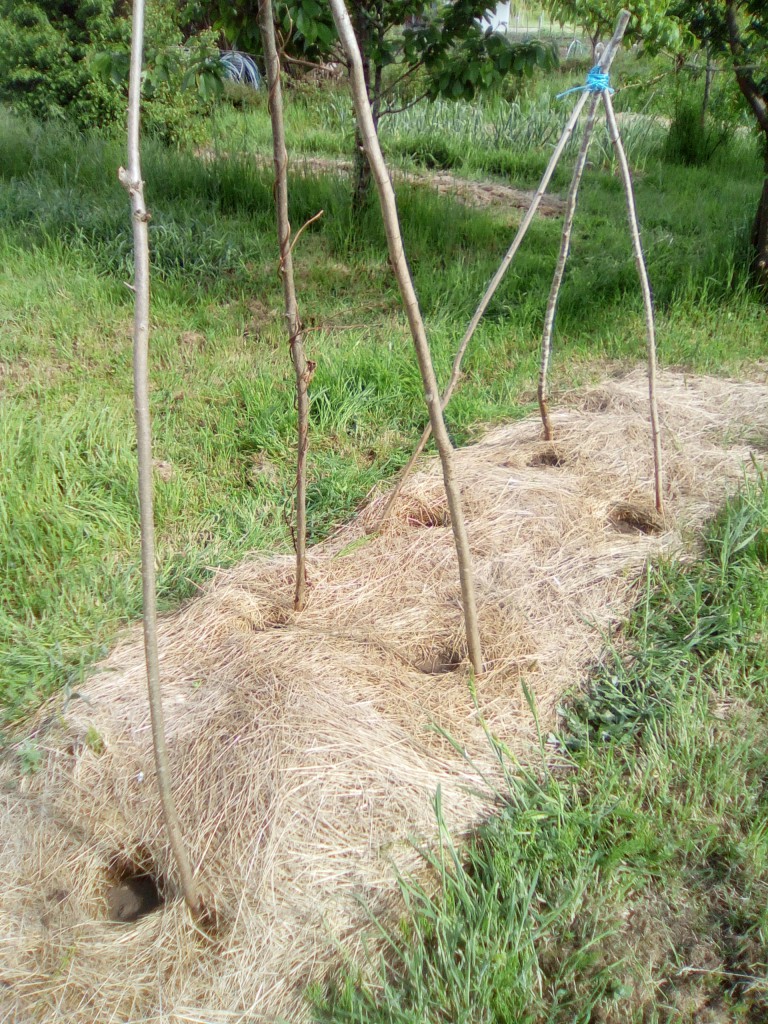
[
  {"left": 278, "top": 155, "right": 566, "bottom": 216},
  {"left": 199, "top": 149, "right": 566, "bottom": 216}
]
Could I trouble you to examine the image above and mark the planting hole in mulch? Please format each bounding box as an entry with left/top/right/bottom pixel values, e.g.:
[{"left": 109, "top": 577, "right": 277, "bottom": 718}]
[
  {"left": 106, "top": 875, "right": 162, "bottom": 923},
  {"left": 264, "top": 605, "right": 293, "bottom": 629},
  {"left": 580, "top": 392, "right": 613, "bottom": 413},
  {"left": 609, "top": 501, "right": 663, "bottom": 536},
  {"left": 403, "top": 502, "right": 451, "bottom": 528},
  {"left": 527, "top": 446, "right": 567, "bottom": 468},
  {"left": 106, "top": 851, "right": 164, "bottom": 923},
  {"left": 414, "top": 647, "right": 463, "bottom": 674}
]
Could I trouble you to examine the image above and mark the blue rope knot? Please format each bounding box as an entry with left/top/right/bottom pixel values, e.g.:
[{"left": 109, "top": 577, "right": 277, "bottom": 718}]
[
  {"left": 556, "top": 64, "right": 614, "bottom": 100},
  {"left": 585, "top": 65, "right": 612, "bottom": 92}
]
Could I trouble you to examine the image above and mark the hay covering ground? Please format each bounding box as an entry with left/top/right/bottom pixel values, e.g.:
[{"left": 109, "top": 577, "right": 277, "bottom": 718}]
[{"left": 2, "top": 369, "right": 767, "bottom": 1024}]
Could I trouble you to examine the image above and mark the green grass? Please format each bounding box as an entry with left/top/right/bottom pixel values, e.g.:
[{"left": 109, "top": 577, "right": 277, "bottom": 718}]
[
  {"left": 0, "top": 69, "right": 765, "bottom": 720},
  {"left": 314, "top": 479, "right": 768, "bottom": 1023},
  {"left": 1, "top": 45, "right": 768, "bottom": 1024}
]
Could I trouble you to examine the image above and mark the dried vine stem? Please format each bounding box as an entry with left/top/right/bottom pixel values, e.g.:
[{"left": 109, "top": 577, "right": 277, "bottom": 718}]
[
  {"left": 118, "top": 0, "right": 200, "bottom": 917},
  {"left": 538, "top": 90, "right": 602, "bottom": 440},
  {"left": 328, "top": 0, "right": 483, "bottom": 674},
  {"left": 602, "top": 90, "right": 664, "bottom": 514},
  {"left": 376, "top": 9, "right": 630, "bottom": 528},
  {"left": 259, "top": 0, "right": 312, "bottom": 610}
]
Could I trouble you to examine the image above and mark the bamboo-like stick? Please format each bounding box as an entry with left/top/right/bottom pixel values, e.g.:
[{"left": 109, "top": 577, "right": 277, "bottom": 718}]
[
  {"left": 258, "top": 0, "right": 311, "bottom": 610},
  {"left": 328, "top": 0, "right": 483, "bottom": 674},
  {"left": 602, "top": 90, "right": 664, "bottom": 514},
  {"left": 375, "top": 10, "right": 630, "bottom": 529},
  {"left": 538, "top": 91, "right": 601, "bottom": 440},
  {"left": 118, "top": 0, "right": 200, "bottom": 916}
]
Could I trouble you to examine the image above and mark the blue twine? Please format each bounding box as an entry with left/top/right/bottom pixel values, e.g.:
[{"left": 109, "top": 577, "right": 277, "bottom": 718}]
[{"left": 556, "top": 65, "right": 614, "bottom": 100}]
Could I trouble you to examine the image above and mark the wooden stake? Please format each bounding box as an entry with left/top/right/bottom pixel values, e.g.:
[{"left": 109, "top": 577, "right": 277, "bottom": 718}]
[
  {"left": 538, "top": 91, "right": 601, "bottom": 440},
  {"left": 328, "top": 0, "right": 483, "bottom": 674},
  {"left": 258, "top": 0, "right": 312, "bottom": 610},
  {"left": 119, "top": 0, "right": 200, "bottom": 918},
  {"left": 602, "top": 90, "right": 664, "bottom": 514}
]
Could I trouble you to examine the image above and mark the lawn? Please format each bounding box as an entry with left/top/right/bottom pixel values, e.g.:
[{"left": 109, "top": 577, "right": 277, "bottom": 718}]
[{"left": 1, "top": 51, "right": 767, "bottom": 1020}]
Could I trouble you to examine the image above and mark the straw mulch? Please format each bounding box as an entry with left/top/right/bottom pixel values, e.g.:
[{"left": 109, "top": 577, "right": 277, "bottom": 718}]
[{"left": 1, "top": 369, "right": 767, "bottom": 1024}]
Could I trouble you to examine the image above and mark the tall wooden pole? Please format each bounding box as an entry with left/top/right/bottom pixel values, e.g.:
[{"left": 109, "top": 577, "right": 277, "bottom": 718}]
[
  {"left": 602, "top": 89, "right": 664, "bottom": 513},
  {"left": 538, "top": 92, "right": 602, "bottom": 440},
  {"left": 258, "top": 0, "right": 311, "bottom": 610},
  {"left": 119, "top": 0, "right": 200, "bottom": 917},
  {"left": 328, "top": 0, "right": 483, "bottom": 674}
]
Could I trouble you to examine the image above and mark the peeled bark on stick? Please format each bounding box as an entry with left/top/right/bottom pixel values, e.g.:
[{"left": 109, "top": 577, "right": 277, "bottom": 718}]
[
  {"left": 538, "top": 92, "right": 601, "bottom": 440},
  {"left": 258, "top": 0, "right": 311, "bottom": 611},
  {"left": 328, "top": 0, "right": 483, "bottom": 675},
  {"left": 118, "top": 0, "right": 200, "bottom": 917},
  {"left": 376, "top": 10, "right": 630, "bottom": 528},
  {"left": 602, "top": 90, "right": 664, "bottom": 515}
]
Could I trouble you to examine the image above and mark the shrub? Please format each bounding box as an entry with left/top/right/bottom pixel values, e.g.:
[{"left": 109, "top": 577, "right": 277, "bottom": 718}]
[
  {"left": 0, "top": 0, "right": 122, "bottom": 125},
  {"left": 663, "top": 95, "right": 733, "bottom": 167},
  {"left": 0, "top": 0, "right": 220, "bottom": 143}
]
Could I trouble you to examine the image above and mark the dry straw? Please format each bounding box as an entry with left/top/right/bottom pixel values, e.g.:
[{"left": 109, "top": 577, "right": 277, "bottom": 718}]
[{"left": 2, "top": 369, "right": 767, "bottom": 1023}]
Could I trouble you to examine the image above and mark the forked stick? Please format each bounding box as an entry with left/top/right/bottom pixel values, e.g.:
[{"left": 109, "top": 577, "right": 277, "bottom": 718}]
[
  {"left": 119, "top": 0, "right": 200, "bottom": 917},
  {"left": 258, "top": 0, "right": 312, "bottom": 610},
  {"left": 602, "top": 90, "right": 664, "bottom": 514},
  {"left": 375, "top": 10, "right": 630, "bottom": 529},
  {"left": 328, "top": 0, "right": 483, "bottom": 674}
]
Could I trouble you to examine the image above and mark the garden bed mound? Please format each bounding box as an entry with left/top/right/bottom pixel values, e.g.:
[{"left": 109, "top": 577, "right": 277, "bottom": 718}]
[{"left": 1, "top": 369, "right": 767, "bottom": 1024}]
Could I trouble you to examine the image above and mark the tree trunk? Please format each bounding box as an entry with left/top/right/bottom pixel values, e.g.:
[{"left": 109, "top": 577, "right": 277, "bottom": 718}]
[
  {"left": 725, "top": 0, "right": 768, "bottom": 290},
  {"left": 350, "top": 3, "right": 385, "bottom": 209},
  {"left": 751, "top": 150, "right": 768, "bottom": 290},
  {"left": 351, "top": 3, "right": 373, "bottom": 209},
  {"left": 701, "top": 46, "right": 713, "bottom": 127}
]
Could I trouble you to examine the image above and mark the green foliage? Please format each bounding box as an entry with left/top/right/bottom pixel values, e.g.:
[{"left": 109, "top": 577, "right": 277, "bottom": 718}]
[
  {"left": 671, "top": 0, "right": 768, "bottom": 60},
  {"left": 17, "top": 738, "right": 43, "bottom": 774},
  {"left": 671, "top": 0, "right": 768, "bottom": 130},
  {"left": 416, "top": 31, "right": 558, "bottom": 102},
  {"left": 0, "top": 0, "right": 122, "bottom": 125},
  {"left": 0, "top": 0, "right": 221, "bottom": 142},
  {"left": 666, "top": 0, "right": 768, "bottom": 138},
  {"left": 84, "top": 725, "right": 105, "bottom": 754},
  {"left": 663, "top": 95, "right": 733, "bottom": 166},
  {"left": 283, "top": 0, "right": 338, "bottom": 56},
  {"left": 544, "top": 0, "right": 684, "bottom": 51}
]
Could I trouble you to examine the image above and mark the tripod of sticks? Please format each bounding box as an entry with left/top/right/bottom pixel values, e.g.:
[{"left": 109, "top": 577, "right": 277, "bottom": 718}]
[{"left": 378, "top": 9, "right": 664, "bottom": 524}]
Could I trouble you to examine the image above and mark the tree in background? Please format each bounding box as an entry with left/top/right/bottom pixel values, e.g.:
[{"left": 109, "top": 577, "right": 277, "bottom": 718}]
[
  {"left": 674, "top": 0, "right": 767, "bottom": 288},
  {"left": 0, "top": 0, "right": 121, "bottom": 125},
  {"left": 0, "top": 0, "right": 221, "bottom": 142},
  {"left": 543, "top": 0, "right": 682, "bottom": 53},
  {"left": 213, "top": 0, "right": 558, "bottom": 203},
  {"left": 0, "top": 0, "right": 557, "bottom": 199}
]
